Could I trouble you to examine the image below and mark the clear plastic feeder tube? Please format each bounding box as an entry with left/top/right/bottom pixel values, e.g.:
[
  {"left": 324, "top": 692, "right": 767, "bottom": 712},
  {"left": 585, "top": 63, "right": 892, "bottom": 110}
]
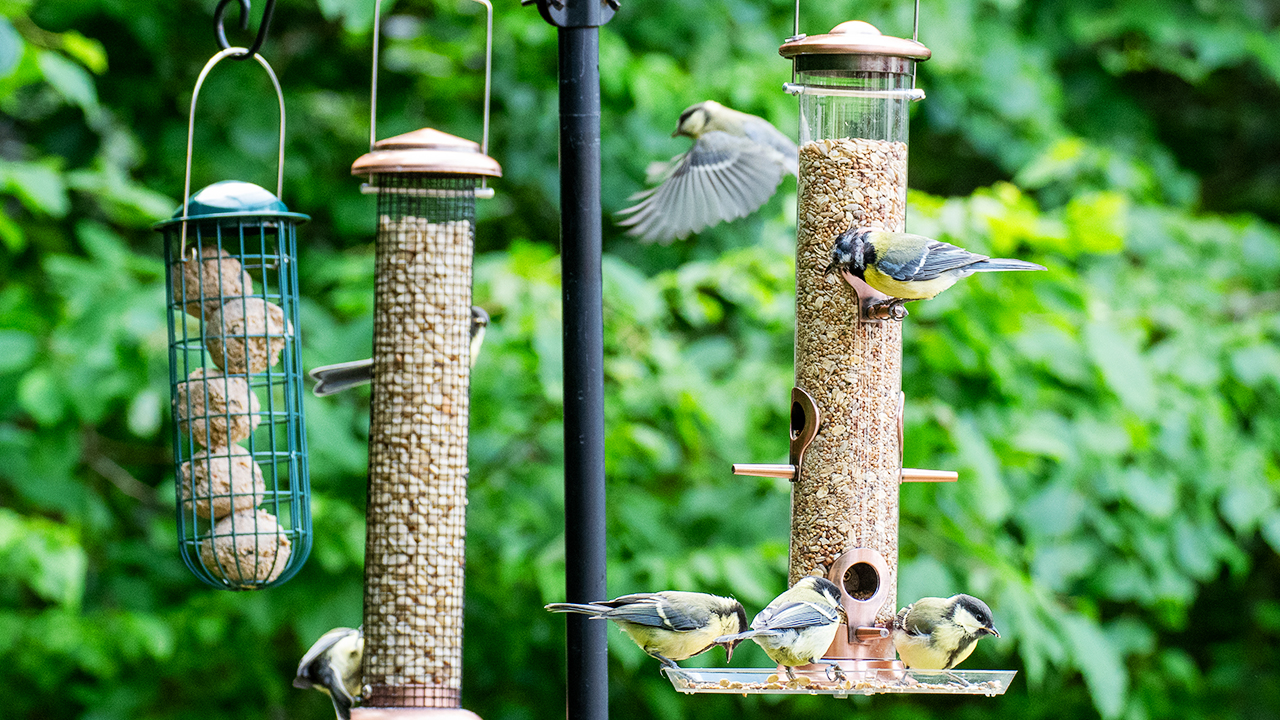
[{"left": 780, "top": 21, "right": 929, "bottom": 633}]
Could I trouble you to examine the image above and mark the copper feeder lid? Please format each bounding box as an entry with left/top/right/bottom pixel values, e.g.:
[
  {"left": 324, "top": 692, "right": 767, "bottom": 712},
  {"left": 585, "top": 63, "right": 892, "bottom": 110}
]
[
  {"left": 351, "top": 127, "right": 502, "bottom": 178},
  {"left": 780, "top": 21, "right": 930, "bottom": 77}
]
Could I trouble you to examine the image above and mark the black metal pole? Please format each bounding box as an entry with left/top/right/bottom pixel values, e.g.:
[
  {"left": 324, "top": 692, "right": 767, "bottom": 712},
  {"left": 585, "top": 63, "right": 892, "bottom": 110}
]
[{"left": 559, "top": 20, "right": 608, "bottom": 720}]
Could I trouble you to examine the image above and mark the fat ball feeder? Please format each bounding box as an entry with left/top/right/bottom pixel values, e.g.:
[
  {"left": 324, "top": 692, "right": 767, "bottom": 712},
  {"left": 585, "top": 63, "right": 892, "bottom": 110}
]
[
  {"left": 350, "top": 1, "right": 499, "bottom": 717},
  {"left": 666, "top": 14, "right": 1016, "bottom": 697},
  {"left": 158, "top": 42, "right": 312, "bottom": 590}
]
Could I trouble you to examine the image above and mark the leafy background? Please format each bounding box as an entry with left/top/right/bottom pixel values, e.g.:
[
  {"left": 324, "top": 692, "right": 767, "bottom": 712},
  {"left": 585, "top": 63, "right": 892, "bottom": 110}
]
[{"left": 2, "top": 0, "right": 1279, "bottom": 719}]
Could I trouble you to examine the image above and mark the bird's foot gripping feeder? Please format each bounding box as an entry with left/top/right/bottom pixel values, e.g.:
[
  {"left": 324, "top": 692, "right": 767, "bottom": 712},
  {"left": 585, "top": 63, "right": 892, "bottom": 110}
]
[
  {"left": 681, "top": 18, "right": 1014, "bottom": 697},
  {"left": 160, "top": 48, "right": 311, "bottom": 590}
]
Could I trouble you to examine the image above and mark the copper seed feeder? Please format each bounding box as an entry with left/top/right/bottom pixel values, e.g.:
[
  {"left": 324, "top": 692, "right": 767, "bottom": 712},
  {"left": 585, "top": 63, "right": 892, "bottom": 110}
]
[
  {"left": 352, "top": 0, "right": 499, "bottom": 717},
  {"left": 673, "top": 13, "right": 1016, "bottom": 698}
]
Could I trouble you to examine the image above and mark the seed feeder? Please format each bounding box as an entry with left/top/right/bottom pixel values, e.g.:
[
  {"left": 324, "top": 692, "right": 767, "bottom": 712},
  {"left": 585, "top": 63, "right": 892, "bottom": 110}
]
[
  {"left": 158, "top": 47, "right": 312, "bottom": 590},
  {"left": 667, "top": 12, "right": 1016, "bottom": 697},
  {"left": 350, "top": 1, "right": 499, "bottom": 716}
]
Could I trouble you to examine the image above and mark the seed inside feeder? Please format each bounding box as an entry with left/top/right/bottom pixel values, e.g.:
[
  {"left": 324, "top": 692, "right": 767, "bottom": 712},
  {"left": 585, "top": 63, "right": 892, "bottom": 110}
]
[
  {"left": 205, "top": 297, "right": 291, "bottom": 374},
  {"left": 171, "top": 246, "right": 254, "bottom": 320},
  {"left": 201, "top": 508, "right": 292, "bottom": 587},
  {"left": 180, "top": 444, "right": 266, "bottom": 519},
  {"left": 174, "top": 368, "right": 263, "bottom": 447}
]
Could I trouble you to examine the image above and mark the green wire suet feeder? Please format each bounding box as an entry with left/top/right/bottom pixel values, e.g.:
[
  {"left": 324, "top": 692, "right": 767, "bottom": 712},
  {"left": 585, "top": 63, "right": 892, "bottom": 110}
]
[{"left": 158, "top": 48, "right": 311, "bottom": 590}]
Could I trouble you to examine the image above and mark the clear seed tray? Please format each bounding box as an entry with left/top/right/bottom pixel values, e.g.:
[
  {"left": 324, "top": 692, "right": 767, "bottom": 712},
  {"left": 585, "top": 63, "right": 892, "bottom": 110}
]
[{"left": 663, "top": 667, "right": 1017, "bottom": 697}]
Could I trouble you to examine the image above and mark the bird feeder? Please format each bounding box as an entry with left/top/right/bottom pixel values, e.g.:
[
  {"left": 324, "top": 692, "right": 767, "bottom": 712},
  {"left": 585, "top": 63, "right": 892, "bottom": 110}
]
[
  {"left": 668, "top": 20, "right": 1015, "bottom": 697},
  {"left": 158, "top": 48, "right": 312, "bottom": 590},
  {"left": 352, "top": 1, "right": 500, "bottom": 714}
]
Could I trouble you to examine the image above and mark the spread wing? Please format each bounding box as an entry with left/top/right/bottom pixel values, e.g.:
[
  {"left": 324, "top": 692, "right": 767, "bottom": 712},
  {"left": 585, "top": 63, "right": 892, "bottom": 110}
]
[
  {"left": 616, "top": 131, "right": 789, "bottom": 244},
  {"left": 878, "top": 236, "right": 988, "bottom": 282},
  {"left": 598, "top": 593, "right": 707, "bottom": 632},
  {"left": 753, "top": 600, "right": 839, "bottom": 632}
]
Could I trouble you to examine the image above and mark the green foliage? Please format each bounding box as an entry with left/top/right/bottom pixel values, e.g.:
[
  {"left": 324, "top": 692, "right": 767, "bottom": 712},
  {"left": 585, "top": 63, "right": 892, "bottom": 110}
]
[{"left": 1, "top": 1, "right": 1278, "bottom": 720}]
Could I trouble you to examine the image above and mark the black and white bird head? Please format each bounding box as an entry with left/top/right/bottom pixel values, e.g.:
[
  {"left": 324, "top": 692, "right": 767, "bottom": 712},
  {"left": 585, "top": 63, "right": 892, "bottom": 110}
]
[
  {"left": 674, "top": 101, "right": 719, "bottom": 138},
  {"left": 950, "top": 594, "right": 1000, "bottom": 638},
  {"left": 825, "top": 226, "right": 879, "bottom": 277}
]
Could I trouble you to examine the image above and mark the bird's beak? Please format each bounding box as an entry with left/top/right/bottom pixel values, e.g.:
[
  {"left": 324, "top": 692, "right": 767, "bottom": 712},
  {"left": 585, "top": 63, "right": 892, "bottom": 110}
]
[
  {"left": 823, "top": 261, "right": 838, "bottom": 276},
  {"left": 671, "top": 129, "right": 682, "bottom": 138},
  {"left": 987, "top": 626, "right": 1000, "bottom": 638},
  {"left": 724, "top": 640, "right": 741, "bottom": 663}
]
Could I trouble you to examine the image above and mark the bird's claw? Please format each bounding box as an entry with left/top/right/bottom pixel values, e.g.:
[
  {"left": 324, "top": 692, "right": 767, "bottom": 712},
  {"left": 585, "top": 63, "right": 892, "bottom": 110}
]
[
  {"left": 825, "top": 664, "right": 847, "bottom": 683},
  {"left": 866, "top": 298, "right": 908, "bottom": 321}
]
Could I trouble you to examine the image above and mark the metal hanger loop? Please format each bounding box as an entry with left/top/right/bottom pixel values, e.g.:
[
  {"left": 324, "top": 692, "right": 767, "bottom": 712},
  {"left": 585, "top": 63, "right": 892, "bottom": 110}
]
[
  {"left": 369, "top": 0, "right": 494, "bottom": 161},
  {"left": 180, "top": 47, "right": 287, "bottom": 252}
]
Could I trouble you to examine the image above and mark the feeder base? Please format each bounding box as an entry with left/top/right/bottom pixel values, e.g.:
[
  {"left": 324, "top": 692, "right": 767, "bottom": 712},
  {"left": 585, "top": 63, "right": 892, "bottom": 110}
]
[{"left": 353, "top": 709, "right": 482, "bottom": 720}]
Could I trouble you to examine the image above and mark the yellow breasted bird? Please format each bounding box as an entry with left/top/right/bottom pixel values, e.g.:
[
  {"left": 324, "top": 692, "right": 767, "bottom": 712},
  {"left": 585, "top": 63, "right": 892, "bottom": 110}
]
[
  {"left": 616, "top": 100, "right": 798, "bottom": 243},
  {"left": 824, "top": 227, "right": 1045, "bottom": 306},
  {"left": 892, "top": 594, "right": 999, "bottom": 671},
  {"left": 714, "top": 576, "right": 846, "bottom": 680},
  {"left": 546, "top": 591, "right": 748, "bottom": 669},
  {"left": 294, "top": 626, "right": 364, "bottom": 720}
]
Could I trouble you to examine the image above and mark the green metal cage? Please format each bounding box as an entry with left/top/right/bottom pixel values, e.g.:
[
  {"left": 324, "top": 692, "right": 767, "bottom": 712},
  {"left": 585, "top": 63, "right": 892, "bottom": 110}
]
[{"left": 157, "top": 180, "right": 312, "bottom": 589}]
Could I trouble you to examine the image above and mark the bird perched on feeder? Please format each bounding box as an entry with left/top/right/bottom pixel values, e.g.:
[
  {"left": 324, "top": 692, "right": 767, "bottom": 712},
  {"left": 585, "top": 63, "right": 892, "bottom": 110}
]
[
  {"left": 545, "top": 591, "right": 748, "bottom": 669},
  {"left": 293, "top": 626, "right": 364, "bottom": 720},
  {"left": 892, "top": 594, "right": 1000, "bottom": 671},
  {"left": 309, "top": 306, "right": 489, "bottom": 397},
  {"left": 615, "top": 100, "right": 799, "bottom": 243},
  {"left": 824, "top": 227, "right": 1045, "bottom": 310},
  {"left": 714, "top": 576, "right": 846, "bottom": 680}
]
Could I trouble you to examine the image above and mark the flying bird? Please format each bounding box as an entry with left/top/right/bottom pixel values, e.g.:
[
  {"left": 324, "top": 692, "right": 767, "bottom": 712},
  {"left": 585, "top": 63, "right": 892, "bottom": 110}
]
[{"left": 616, "top": 100, "right": 798, "bottom": 243}]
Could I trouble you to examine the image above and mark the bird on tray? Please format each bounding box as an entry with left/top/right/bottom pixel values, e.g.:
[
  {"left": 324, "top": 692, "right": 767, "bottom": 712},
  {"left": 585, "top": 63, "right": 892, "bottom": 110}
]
[
  {"left": 824, "top": 227, "right": 1045, "bottom": 314},
  {"left": 714, "top": 576, "right": 847, "bottom": 681},
  {"left": 616, "top": 100, "right": 798, "bottom": 243},
  {"left": 546, "top": 591, "right": 748, "bottom": 670},
  {"left": 892, "top": 594, "right": 1000, "bottom": 672}
]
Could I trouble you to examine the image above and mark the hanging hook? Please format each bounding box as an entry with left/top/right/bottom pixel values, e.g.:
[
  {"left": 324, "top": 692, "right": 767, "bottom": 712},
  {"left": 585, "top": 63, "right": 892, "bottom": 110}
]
[{"left": 214, "top": 0, "right": 277, "bottom": 59}]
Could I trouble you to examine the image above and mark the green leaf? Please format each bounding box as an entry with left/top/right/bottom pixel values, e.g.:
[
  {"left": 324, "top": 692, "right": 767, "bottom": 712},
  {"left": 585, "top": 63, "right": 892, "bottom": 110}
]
[
  {"left": 0, "top": 159, "right": 69, "bottom": 217},
  {"left": 17, "top": 367, "right": 65, "bottom": 426},
  {"left": 0, "top": 328, "right": 36, "bottom": 373},
  {"left": 35, "top": 49, "right": 97, "bottom": 112},
  {"left": 1061, "top": 613, "right": 1129, "bottom": 719},
  {"left": 1085, "top": 318, "right": 1158, "bottom": 418}
]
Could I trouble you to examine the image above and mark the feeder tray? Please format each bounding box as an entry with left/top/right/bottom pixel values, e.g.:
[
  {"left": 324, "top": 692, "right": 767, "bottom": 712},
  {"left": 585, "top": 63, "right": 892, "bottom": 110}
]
[{"left": 662, "top": 667, "right": 1017, "bottom": 697}]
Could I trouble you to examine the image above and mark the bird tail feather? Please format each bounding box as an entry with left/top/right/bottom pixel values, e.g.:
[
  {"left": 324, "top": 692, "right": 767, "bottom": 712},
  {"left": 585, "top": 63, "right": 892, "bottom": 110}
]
[
  {"left": 545, "top": 602, "right": 607, "bottom": 616},
  {"left": 968, "top": 259, "right": 1046, "bottom": 273},
  {"left": 309, "top": 360, "right": 373, "bottom": 397}
]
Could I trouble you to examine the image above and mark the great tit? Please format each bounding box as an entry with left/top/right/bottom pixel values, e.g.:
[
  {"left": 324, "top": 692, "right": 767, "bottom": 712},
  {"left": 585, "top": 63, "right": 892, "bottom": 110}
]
[
  {"left": 309, "top": 306, "right": 489, "bottom": 397},
  {"left": 293, "top": 626, "right": 364, "bottom": 720},
  {"left": 616, "top": 100, "right": 798, "bottom": 243},
  {"left": 545, "top": 591, "right": 748, "bottom": 669},
  {"left": 714, "top": 576, "right": 846, "bottom": 680},
  {"left": 824, "top": 227, "right": 1045, "bottom": 308},
  {"left": 892, "top": 594, "right": 999, "bottom": 670}
]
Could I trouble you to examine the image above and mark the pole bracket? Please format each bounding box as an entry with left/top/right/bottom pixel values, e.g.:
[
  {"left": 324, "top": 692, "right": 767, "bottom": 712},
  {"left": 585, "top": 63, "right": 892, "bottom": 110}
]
[{"left": 526, "top": 0, "right": 617, "bottom": 28}]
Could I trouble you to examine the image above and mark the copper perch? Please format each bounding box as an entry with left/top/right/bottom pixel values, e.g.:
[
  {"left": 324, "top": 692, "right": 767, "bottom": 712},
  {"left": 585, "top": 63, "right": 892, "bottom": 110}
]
[{"left": 731, "top": 464, "right": 957, "bottom": 483}]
